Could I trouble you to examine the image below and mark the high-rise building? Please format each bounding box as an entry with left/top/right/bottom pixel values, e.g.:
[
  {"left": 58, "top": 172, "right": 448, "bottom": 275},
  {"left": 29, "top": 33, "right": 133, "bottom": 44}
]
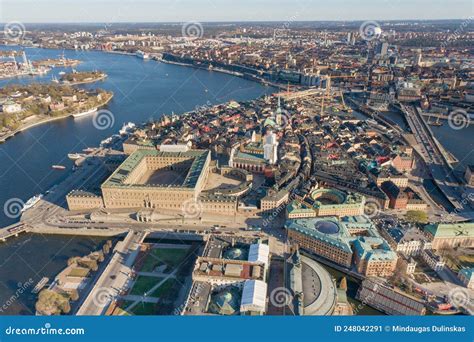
[
  {"left": 376, "top": 42, "right": 389, "bottom": 57},
  {"left": 415, "top": 49, "right": 422, "bottom": 66}
]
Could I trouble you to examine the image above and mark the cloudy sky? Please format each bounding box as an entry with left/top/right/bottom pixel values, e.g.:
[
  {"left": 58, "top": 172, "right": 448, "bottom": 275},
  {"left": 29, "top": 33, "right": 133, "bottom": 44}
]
[{"left": 0, "top": 0, "right": 472, "bottom": 23}]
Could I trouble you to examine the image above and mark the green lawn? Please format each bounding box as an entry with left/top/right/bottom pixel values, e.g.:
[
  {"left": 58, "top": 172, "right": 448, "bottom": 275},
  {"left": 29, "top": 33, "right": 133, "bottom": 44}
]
[
  {"left": 67, "top": 267, "right": 90, "bottom": 278},
  {"left": 150, "top": 278, "right": 178, "bottom": 297},
  {"left": 129, "top": 276, "right": 163, "bottom": 296},
  {"left": 130, "top": 302, "right": 156, "bottom": 315},
  {"left": 140, "top": 247, "right": 190, "bottom": 272}
]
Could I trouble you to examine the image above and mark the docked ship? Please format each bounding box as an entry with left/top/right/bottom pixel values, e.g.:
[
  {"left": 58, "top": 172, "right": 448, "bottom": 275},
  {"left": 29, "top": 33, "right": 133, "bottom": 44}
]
[
  {"left": 82, "top": 147, "right": 96, "bottom": 154},
  {"left": 136, "top": 50, "right": 150, "bottom": 60},
  {"left": 72, "top": 107, "right": 97, "bottom": 118},
  {"left": 67, "top": 153, "right": 84, "bottom": 160},
  {"left": 21, "top": 194, "right": 43, "bottom": 212},
  {"left": 100, "top": 136, "right": 113, "bottom": 146},
  {"left": 119, "top": 122, "right": 136, "bottom": 135}
]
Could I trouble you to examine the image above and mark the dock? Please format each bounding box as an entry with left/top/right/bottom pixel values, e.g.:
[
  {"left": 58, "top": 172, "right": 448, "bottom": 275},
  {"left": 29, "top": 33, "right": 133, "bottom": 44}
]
[
  {"left": 0, "top": 223, "right": 30, "bottom": 242},
  {"left": 31, "top": 277, "right": 49, "bottom": 294}
]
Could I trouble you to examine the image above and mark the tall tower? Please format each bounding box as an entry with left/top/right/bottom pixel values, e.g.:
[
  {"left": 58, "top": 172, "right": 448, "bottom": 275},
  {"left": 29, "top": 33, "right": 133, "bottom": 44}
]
[
  {"left": 275, "top": 95, "right": 283, "bottom": 126},
  {"left": 264, "top": 131, "right": 278, "bottom": 165},
  {"left": 415, "top": 50, "right": 422, "bottom": 67},
  {"left": 22, "top": 51, "right": 32, "bottom": 72}
]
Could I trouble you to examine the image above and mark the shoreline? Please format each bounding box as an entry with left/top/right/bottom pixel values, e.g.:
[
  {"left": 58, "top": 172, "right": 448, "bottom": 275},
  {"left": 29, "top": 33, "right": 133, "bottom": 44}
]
[
  {"left": 0, "top": 45, "right": 282, "bottom": 145},
  {"left": 2, "top": 43, "right": 286, "bottom": 89},
  {"left": 157, "top": 57, "right": 286, "bottom": 90},
  {"left": 60, "top": 73, "right": 108, "bottom": 86},
  {"left": 0, "top": 93, "right": 114, "bottom": 143}
]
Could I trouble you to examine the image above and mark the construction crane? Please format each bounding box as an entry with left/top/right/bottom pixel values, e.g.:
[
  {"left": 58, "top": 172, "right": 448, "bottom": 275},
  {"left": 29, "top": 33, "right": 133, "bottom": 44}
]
[{"left": 320, "top": 74, "right": 357, "bottom": 115}]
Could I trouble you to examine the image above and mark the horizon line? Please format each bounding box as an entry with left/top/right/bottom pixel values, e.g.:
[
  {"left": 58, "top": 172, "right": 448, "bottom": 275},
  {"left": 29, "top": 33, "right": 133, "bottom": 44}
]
[{"left": 2, "top": 18, "right": 471, "bottom": 25}]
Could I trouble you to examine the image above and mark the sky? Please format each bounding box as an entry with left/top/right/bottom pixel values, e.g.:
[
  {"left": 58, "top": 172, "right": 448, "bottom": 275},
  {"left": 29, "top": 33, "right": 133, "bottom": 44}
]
[{"left": 0, "top": 0, "right": 472, "bottom": 23}]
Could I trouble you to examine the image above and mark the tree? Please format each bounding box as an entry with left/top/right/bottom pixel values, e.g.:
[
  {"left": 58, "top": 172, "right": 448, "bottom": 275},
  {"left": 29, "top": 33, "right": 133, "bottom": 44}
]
[
  {"left": 67, "top": 256, "right": 79, "bottom": 266},
  {"left": 78, "top": 259, "right": 98, "bottom": 272},
  {"left": 35, "top": 289, "right": 71, "bottom": 315},
  {"left": 69, "top": 289, "right": 79, "bottom": 301},
  {"left": 96, "top": 251, "right": 105, "bottom": 263}
]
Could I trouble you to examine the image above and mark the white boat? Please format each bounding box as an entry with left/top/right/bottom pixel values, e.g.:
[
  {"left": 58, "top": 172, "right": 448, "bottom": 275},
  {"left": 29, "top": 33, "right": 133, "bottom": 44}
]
[
  {"left": 136, "top": 50, "right": 150, "bottom": 60},
  {"left": 58, "top": 71, "right": 66, "bottom": 76},
  {"left": 67, "top": 153, "right": 84, "bottom": 160},
  {"left": 82, "top": 147, "right": 95, "bottom": 153},
  {"left": 100, "top": 137, "right": 113, "bottom": 146},
  {"left": 72, "top": 107, "right": 97, "bottom": 118},
  {"left": 119, "top": 122, "right": 136, "bottom": 135},
  {"left": 21, "top": 194, "right": 43, "bottom": 212}
]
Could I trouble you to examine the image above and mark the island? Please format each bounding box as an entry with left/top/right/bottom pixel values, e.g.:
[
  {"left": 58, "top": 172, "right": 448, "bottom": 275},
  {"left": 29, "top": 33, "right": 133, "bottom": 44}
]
[
  {"left": 59, "top": 70, "right": 107, "bottom": 85},
  {"left": 0, "top": 83, "right": 113, "bottom": 142}
]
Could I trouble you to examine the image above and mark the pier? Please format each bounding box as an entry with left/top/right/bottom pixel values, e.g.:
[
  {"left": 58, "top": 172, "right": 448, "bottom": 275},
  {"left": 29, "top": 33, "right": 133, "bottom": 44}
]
[
  {"left": 0, "top": 223, "right": 30, "bottom": 242},
  {"left": 31, "top": 277, "right": 50, "bottom": 294}
]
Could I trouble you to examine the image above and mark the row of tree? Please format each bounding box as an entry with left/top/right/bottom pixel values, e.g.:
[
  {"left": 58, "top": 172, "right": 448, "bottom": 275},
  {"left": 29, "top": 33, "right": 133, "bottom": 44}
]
[{"left": 35, "top": 240, "right": 113, "bottom": 315}]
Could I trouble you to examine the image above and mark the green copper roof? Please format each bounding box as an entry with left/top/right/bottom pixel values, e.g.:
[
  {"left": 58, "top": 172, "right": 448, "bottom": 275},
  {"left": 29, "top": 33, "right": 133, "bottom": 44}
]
[
  {"left": 424, "top": 222, "right": 474, "bottom": 238},
  {"left": 102, "top": 149, "right": 209, "bottom": 189}
]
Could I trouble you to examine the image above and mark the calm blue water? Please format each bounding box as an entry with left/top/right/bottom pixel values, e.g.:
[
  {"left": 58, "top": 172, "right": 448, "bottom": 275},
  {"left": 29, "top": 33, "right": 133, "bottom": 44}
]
[
  {"left": 0, "top": 46, "right": 275, "bottom": 315},
  {"left": 0, "top": 46, "right": 276, "bottom": 227}
]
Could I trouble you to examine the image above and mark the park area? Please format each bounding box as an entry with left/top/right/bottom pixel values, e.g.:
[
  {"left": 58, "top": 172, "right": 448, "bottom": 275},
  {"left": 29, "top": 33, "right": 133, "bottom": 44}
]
[{"left": 111, "top": 243, "right": 202, "bottom": 315}]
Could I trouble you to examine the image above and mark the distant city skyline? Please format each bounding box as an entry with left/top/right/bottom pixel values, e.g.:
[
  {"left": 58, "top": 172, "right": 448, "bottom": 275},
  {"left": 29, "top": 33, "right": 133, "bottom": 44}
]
[{"left": 0, "top": 0, "right": 472, "bottom": 23}]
